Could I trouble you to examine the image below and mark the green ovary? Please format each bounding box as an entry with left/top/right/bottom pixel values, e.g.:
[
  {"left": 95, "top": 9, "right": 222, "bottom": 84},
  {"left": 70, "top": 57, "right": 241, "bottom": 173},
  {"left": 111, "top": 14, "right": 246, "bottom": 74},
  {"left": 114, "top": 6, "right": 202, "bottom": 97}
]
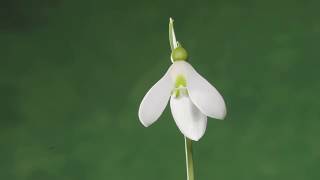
[{"left": 171, "top": 46, "right": 188, "bottom": 61}]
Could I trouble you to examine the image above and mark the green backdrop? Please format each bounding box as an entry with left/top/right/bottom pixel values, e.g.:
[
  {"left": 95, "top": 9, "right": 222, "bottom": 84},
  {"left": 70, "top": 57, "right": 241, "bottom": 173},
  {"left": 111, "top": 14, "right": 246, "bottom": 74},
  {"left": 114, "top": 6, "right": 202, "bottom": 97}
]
[{"left": 1, "top": 0, "right": 320, "bottom": 179}]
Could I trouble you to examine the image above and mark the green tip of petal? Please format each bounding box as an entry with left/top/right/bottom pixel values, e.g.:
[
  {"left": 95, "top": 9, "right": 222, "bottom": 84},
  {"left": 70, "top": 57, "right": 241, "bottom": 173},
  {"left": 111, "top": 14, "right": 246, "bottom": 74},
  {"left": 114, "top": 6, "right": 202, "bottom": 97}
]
[{"left": 171, "top": 45, "right": 188, "bottom": 62}]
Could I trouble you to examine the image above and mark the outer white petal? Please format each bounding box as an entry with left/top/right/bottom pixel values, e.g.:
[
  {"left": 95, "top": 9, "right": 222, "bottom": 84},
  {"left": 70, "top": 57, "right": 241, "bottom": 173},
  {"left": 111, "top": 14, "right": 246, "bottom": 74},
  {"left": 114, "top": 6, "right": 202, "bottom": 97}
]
[
  {"left": 170, "top": 95, "right": 207, "bottom": 141},
  {"left": 138, "top": 68, "right": 173, "bottom": 127},
  {"left": 181, "top": 61, "right": 227, "bottom": 119}
]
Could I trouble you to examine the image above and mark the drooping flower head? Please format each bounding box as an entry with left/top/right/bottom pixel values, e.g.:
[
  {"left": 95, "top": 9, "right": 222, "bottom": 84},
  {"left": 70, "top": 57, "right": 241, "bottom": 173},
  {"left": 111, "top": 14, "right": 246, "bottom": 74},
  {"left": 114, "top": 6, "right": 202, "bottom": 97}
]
[{"left": 138, "top": 18, "right": 226, "bottom": 141}]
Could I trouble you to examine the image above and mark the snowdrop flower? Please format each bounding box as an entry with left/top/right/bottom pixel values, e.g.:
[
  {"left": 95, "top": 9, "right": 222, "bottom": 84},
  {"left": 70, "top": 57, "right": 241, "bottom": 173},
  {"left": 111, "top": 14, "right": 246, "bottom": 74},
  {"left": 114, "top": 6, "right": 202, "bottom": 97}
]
[{"left": 138, "top": 19, "right": 227, "bottom": 141}]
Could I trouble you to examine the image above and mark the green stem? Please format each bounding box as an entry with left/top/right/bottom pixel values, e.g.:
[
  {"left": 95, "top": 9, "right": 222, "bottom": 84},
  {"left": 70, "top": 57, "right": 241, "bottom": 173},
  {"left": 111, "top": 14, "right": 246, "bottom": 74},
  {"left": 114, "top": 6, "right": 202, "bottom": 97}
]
[{"left": 185, "top": 137, "right": 194, "bottom": 180}]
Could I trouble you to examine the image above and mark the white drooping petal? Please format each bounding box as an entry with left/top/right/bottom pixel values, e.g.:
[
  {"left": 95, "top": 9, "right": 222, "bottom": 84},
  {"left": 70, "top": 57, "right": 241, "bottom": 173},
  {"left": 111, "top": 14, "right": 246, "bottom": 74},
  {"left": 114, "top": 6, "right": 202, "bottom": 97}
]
[
  {"left": 181, "top": 61, "right": 227, "bottom": 119},
  {"left": 138, "top": 69, "right": 173, "bottom": 127},
  {"left": 170, "top": 95, "right": 207, "bottom": 141}
]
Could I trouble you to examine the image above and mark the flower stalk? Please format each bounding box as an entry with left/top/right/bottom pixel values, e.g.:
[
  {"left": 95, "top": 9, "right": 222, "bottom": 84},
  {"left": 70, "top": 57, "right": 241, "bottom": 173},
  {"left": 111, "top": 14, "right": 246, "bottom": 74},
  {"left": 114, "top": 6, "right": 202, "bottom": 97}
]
[{"left": 185, "top": 137, "right": 194, "bottom": 180}]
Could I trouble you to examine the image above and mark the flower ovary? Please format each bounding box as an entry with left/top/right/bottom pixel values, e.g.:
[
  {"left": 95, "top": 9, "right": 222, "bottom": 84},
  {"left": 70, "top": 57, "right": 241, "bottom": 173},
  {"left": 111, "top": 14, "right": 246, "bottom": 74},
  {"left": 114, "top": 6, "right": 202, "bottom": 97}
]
[{"left": 171, "top": 46, "right": 188, "bottom": 62}]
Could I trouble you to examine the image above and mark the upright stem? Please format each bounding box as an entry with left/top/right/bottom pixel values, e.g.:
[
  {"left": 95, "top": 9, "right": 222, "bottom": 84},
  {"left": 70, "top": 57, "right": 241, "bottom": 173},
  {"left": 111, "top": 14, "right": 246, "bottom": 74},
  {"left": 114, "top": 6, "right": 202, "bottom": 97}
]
[{"left": 185, "top": 137, "right": 194, "bottom": 180}]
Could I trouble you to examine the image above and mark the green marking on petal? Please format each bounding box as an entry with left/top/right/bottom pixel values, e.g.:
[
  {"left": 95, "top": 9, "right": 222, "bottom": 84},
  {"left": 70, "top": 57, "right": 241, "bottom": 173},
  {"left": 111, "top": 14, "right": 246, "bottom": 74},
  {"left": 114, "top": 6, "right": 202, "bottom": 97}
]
[
  {"left": 172, "top": 75, "right": 188, "bottom": 98},
  {"left": 175, "top": 74, "right": 187, "bottom": 88},
  {"left": 171, "top": 74, "right": 189, "bottom": 98},
  {"left": 171, "top": 89, "right": 179, "bottom": 98},
  {"left": 175, "top": 89, "right": 180, "bottom": 97}
]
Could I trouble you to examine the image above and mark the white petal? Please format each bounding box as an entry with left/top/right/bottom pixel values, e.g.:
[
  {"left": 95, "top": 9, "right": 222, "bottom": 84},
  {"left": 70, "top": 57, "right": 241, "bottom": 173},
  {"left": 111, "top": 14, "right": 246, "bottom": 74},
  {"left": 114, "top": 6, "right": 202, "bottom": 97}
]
[
  {"left": 170, "top": 95, "right": 207, "bottom": 141},
  {"left": 182, "top": 61, "right": 227, "bottom": 119},
  {"left": 138, "top": 68, "right": 173, "bottom": 127}
]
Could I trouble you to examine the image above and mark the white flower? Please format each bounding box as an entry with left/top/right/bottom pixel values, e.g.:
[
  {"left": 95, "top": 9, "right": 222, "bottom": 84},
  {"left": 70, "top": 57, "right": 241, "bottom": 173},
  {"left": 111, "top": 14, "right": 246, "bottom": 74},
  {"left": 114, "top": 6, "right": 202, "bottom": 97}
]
[
  {"left": 139, "top": 18, "right": 226, "bottom": 141},
  {"left": 138, "top": 52, "right": 227, "bottom": 141}
]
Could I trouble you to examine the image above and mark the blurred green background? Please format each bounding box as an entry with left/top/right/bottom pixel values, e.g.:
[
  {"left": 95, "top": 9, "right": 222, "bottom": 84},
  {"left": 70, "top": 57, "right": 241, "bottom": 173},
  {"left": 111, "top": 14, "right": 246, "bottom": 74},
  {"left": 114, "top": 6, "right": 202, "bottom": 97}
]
[{"left": 1, "top": 0, "right": 320, "bottom": 179}]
